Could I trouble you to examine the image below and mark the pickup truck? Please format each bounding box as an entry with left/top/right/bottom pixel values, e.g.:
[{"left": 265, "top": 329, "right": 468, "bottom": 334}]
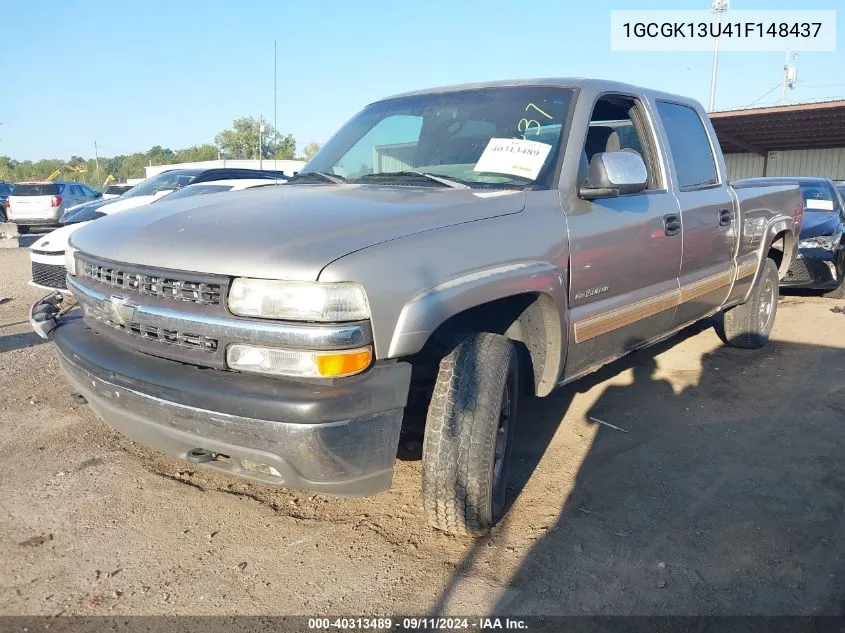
[{"left": 31, "top": 78, "right": 803, "bottom": 537}]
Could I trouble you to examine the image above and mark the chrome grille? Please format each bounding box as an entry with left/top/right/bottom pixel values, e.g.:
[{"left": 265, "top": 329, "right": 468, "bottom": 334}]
[
  {"left": 81, "top": 260, "right": 222, "bottom": 305},
  {"left": 85, "top": 305, "right": 218, "bottom": 352}
]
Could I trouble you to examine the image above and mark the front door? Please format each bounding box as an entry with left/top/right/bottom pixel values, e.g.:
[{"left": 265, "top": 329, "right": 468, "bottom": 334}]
[{"left": 564, "top": 94, "right": 683, "bottom": 378}]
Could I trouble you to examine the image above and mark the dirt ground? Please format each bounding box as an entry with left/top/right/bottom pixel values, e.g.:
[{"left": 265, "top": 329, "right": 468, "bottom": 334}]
[{"left": 1, "top": 242, "right": 844, "bottom": 617}]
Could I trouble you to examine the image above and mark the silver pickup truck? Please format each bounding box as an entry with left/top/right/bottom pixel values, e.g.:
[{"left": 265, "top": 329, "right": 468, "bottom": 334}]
[{"left": 31, "top": 79, "right": 803, "bottom": 536}]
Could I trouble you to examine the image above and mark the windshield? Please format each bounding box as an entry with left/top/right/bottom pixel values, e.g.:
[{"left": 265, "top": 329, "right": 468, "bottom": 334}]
[
  {"left": 300, "top": 86, "right": 574, "bottom": 188},
  {"left": 800, "top": 182, "right": 837, "bottom": 212},
  {"left": 156, "top": 184, "right": 233, "bottom": 202},
  {"left": 122, "top": 171, "right": 198, "bottom": 198}
]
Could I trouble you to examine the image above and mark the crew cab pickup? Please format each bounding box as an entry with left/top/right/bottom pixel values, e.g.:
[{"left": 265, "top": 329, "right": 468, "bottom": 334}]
[{"left": 31, "top": 79, "right": 803, "bottom": 536}]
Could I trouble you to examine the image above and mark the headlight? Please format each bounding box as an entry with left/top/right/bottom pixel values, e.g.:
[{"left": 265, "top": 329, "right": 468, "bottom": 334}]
[
  {"left": 65, "top": 246, "right": 79, "bottom": 276},
  {"left": 228, "top": 279, "right": 369, "bottom": 321},
  {"left": 799, "top": 233, "right": 841, "bottom": 251},
  {"left": 226, "top": 344, "right": 372, "bottom": 378}
]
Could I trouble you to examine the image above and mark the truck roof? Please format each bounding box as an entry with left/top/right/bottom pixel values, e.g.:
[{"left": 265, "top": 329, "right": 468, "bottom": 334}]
[{"left": 380, "top": 77, "right": 703, "bottom": 110}]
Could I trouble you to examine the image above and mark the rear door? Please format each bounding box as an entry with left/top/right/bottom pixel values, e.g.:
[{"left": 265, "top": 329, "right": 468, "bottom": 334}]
[
  {"left": 9, "top": 183, "right": 59, "bottom": 220},
  {"left": 655, "top": 101, "right": 737, "bottom": 328},
  {"left": 564, "top": 93, "right": 683, "bottom": 377}
]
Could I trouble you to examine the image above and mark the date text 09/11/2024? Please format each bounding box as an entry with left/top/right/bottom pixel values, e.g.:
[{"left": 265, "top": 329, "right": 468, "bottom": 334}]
[{"left": 307, "top": 617, "right": 528, "bottom": 630}]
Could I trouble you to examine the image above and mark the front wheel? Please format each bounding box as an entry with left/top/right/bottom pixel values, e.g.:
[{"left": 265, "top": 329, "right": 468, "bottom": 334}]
[
  {"left": 421, "top": 332, "right": 519, "bottom": 537},
  {"left": 716, "top": 258, "right": 779, "bottom": 349}
]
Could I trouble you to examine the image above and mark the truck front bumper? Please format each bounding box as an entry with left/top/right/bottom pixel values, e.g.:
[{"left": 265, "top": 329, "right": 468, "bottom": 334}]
[{"left": 45, "top": 307, "right": 412, "bottom": 496}]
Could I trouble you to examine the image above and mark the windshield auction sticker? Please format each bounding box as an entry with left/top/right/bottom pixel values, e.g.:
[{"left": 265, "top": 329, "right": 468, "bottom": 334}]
[{"left": 473, "top": 138, "right": 552, "bottom": 180}]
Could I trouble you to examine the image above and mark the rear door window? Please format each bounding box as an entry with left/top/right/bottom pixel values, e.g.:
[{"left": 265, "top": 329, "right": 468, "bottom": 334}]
[
  {"left": 656, "top": 101, "right": 719, "bottom": 189},
  {"left": 11, "top": 183, "right": 60, "bottom": 196},
  {"left": 70, "top": 184, "right": 84, "bottom": 196}
]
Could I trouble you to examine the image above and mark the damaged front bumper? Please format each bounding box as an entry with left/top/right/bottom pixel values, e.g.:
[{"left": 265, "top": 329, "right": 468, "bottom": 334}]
[{"left": 30, "top": 294, "right": 412, "bottom": 496}]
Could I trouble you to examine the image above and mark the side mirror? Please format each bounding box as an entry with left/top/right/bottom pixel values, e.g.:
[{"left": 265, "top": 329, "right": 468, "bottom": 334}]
[
  {"left": 94, "top": 191, "right": 103, "bottom": 198},
  {"left": 579, "top": 151, "right": 648, "bottom": 200}
]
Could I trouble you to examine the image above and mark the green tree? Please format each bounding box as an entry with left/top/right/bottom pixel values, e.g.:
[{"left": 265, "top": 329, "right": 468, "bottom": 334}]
[
  {"left": 175, "top": 144, "right": 219, "bottom": 163},
  {"left": 302, "top": 142, "right": 321, "bottom": 161},
  {"left": 215, "top": 116, "right": 296, "bottom": 160}
]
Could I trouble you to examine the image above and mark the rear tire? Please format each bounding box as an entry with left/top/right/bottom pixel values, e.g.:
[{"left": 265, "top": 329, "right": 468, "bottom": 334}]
[
  {"left": 717, "top": 258, "right": 779, "bottom": 349},
  {"left": 16, "top": 225, "right": 29, "bottom": 235},
  {"left": 421, "top": 332, "right": 518, "bottom": 537}
]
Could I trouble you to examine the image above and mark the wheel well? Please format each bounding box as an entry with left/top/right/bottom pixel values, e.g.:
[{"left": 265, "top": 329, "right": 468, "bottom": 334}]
[
  {"left": 768, "top": 230, "right": 791, "bottom": 278},
  {"left": 407, "top": 293, "right": 562, "bottom": 399}
]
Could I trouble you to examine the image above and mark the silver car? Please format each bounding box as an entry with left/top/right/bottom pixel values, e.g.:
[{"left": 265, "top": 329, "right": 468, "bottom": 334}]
[{"left": 7, "top": 181, "right": 99, "bottom": 233}]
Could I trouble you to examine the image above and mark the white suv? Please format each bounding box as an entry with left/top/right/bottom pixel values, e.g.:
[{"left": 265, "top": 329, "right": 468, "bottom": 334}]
[{"left": 7, "top": 181, "right": 99, "bottom": 233}]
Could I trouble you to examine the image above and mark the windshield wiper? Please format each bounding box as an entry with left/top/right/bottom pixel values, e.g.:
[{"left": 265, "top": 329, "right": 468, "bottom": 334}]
[
  {"left": 352, "top": 171, "right": 470, "bottom": 189},
  {"left": 287, "top": 171, "right": 347, "bottom": 184}
]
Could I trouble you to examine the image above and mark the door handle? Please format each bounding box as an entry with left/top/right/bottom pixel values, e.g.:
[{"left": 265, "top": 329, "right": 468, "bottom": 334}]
[
  {"left": 719, "top": 209, "right": 732, "bottom": 227},
  {"left": 664, "top": 213, "right": 681, "bottom": 236}
]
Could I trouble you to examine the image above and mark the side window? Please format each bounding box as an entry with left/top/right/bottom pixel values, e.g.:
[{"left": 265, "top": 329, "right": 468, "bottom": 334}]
[
  {"left": 583, "top": 95, "right": 661, "bottom": 191},
  {"left": 69, "top": 184, "right": 83, "bottom": 196},
  {"left": 656, "top": 101, "right": 719, "bottom": 189}
]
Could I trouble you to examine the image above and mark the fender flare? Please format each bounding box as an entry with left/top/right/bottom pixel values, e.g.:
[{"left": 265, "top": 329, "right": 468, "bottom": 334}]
[
  {"left": 743, "top": 215, "right": 796, "bottom": 303},
  {"left": 386, "top": 261, "right": 567, "bottom": 396}
]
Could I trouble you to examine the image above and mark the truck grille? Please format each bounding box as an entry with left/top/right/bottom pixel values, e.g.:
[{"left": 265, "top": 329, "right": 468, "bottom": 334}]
[
  {"left": 80, "top": 260, "right": 223, "bottom": 306},
  {"left": 32, "top": 261, "right": 68, "bottom": 290},
  {"left": 84, "top": 305, "right": 218, "bottom": 352}
]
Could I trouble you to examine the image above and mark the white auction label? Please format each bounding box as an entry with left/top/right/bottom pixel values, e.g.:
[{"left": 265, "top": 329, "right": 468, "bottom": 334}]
[
  {"left": 473, "top": 138, "right": 552, "bottom": 180},
  {"left": 806, "top": 199, "right": 834, "bottom": 211}
]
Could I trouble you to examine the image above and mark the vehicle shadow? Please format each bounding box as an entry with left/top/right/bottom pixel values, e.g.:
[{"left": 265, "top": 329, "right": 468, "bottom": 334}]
[
  {"left": 0, "top": 330, "right": 46, "bottom": 352},
  {"left": 432, "top": 330, "right": 845, "bottom": 618}
]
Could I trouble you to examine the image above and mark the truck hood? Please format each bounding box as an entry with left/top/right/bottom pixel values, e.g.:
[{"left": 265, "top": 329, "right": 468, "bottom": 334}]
[
  {"left": 69, "top": 185, "right": 526, "bottom": 280},
  {"left": 799, "top": 211, "right": 842, "bottom": 239}
]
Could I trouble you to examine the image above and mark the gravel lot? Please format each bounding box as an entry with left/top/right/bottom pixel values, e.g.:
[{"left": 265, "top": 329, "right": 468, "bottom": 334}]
[{"left": 1, "top": 241, "right": 844, "bottom": 616}]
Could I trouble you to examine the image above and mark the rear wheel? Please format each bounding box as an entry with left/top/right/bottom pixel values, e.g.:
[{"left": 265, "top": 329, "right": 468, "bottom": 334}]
[
  {"left": 421, "top": 332, "right": 518, "bottom": 537},
  {"left": 716, "top": 258, "right": 779, "bottom": 349}
]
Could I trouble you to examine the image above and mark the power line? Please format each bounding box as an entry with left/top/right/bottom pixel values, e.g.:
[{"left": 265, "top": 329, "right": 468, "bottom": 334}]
[{"left": 745, "top": 83, "right": 782, "bottom": 108}]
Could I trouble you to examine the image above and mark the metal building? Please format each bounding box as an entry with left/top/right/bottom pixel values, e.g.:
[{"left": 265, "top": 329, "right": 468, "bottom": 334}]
[{"left": 709, "top": 100, "right": 845, "bottom": 181}]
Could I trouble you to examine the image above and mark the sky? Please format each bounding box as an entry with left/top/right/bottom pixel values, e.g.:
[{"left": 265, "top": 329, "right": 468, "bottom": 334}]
[{"left": 1, "top": 0, "right": 843, "bottom": 161}]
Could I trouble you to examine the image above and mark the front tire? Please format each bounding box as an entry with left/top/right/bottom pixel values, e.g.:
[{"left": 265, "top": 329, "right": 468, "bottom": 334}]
[
  {"left": 717, "top": 258, "right": 779, "bottom": 349},
  {"left": 421, "top": 333, "right": 518, "bottom": 537}
]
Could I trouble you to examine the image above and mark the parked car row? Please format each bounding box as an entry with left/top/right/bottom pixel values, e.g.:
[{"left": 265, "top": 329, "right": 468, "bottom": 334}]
[{"left": 28, "top": 167, "right": 287, "bottom": 292}]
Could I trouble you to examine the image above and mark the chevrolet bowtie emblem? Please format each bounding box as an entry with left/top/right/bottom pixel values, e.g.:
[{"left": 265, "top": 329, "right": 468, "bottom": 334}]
[{"left": 109, "top": 295, "right": 138, "bottom": 325}]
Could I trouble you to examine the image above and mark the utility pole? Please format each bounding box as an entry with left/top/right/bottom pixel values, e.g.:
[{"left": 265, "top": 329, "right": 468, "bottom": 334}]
[
  {"left": 94, "top": 140, "right": 100, "bottom": 184},
  {"left": 782, "top": 52, "right": 798, "bottom": 105},
  {"left": 708, "top": 0, "right": 729, "bottom": 112}
]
